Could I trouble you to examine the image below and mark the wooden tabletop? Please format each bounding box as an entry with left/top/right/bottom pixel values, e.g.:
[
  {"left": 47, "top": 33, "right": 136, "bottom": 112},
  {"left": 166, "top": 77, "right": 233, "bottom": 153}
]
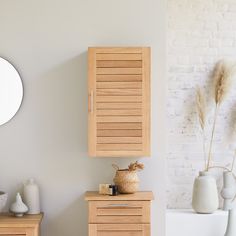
[
  {"left": 85, "top": 191, "right": 154, "bottom": 201},
  {"left": 0, "top": 213, "right": 43, "bottom": 226}
]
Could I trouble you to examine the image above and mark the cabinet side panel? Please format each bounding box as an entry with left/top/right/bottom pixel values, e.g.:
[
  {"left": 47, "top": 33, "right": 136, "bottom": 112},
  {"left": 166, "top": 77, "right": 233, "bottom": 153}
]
[
  {"left": 88, "top": 48, "right": 97, "bottom": 156},
  {"left": 142, "top": 47, "right": 151, "bottom": 156}
]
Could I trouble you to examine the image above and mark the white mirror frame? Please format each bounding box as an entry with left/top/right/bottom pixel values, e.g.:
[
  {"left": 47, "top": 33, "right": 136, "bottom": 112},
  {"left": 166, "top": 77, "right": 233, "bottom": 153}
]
[{"left": 0, "top": 57, "right": 23, "bottom": 125}]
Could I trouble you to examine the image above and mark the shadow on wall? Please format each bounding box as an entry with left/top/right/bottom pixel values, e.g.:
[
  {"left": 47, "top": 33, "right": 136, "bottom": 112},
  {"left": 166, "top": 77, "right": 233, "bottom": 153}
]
[
  {"left": 31, "top": 52, "right": 90, "bottom": 236},
  {"left": 46, "top": 194, "right": 87, "bottom": 236},
  {"left": 33, "top": 51, "right": 88, "bottom": 153}
]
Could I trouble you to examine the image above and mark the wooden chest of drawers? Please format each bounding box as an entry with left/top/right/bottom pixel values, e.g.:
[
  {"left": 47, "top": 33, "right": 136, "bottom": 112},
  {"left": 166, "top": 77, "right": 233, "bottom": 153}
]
[
  {"left": 0, "top": 213, "right": 43, "bottom": 236},
  {"left": 85, "top": 191, "right": 153, "bottom": 236}
]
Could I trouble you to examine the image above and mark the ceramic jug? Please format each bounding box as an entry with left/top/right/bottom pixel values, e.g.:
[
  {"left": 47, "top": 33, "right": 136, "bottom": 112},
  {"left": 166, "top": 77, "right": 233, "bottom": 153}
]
[
  {"left": 192, "top": 171, "right": 219, "bottom": 213},
  {"left": 23, "top": 178, "right": 40, "bottom": 214}
]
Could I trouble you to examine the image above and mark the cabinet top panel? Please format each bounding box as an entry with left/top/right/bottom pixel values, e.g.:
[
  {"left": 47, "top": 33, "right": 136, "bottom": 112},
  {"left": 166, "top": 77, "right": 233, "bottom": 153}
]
[{"left": 85, "top": 191, "right": 154, "bottom": 201}]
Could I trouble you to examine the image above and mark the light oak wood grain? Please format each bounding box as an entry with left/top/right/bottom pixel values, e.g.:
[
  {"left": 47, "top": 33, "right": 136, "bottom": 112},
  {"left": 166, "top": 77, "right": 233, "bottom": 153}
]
[
  {"left": 97, "top": 129, "right": 142, "bottom": 137},
  {"left": 97, "top": 122, "right": 142, "bottom": 130},
  {"left": 88, "top": 47, "right": 150, "bottom": 157},
  {"left": 96, "top": 88, "right": 142, "bottom": 96},
  {"left": 0, "top": 213, "right": 43, "bottom": 236},
  {"left": 96, "top": 96, "right": 142, "bottom": 103},
  {"left": 97, "top": 60, "right": 142, "bottom": 68},
  {"left": 85, "top": 191, "right": 154, "bottom": 201},
  {"left": 97, "top": 144, "right": 142, "bottom": 151},
  {"left": 97, "top": 109, "right": 142, "bottom": 116},
  {"left": 86, "top": 192, "right": 152, "bottom": 236},
  {"left": 97, "top": 116, "right": 142, "bottom": 123},
  {"left": 94, "top": 47, "right": 143, "bottom": 53},
  {"left": 97, "top": 103, "right": 142, "bottom": 110},
  {"left": 97, "top": 137, "right": 142, "bottom": 144},
  {"left": 97, "top": 75, "right": 142, "bottom": 82},
  {"left": 97, "top": 82, "right": 142, "bottom": 89},
  {"left": 97, "top": 68, "right": 142, "bottom": 75},
  {"left": 89, "top": 201, "right": 150, "bottom": 224}
]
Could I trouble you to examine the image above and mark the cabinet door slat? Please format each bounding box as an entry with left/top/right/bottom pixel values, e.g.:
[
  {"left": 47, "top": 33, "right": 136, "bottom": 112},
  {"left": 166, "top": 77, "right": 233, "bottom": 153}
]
[
  {"left": 97, "top": 137, "right": 142, "bottom": 144},
  {"left": 97, "top": 75, "right": 142, "bottom": 82},
  {"left": 96, "top": 96, "right": 142, "bottom": 103},
  {"left": 97, "top": 82, "right": 142, "bottom": 89},
  {"left": 97, "top": 130, "right": 142, "bottom": 137},
  {"left": 97, "top": 109, "right": 142, "bottom": 116},
  {"left": 97, "top": 103, "right": 142, "bottom": 110},
  {"left": 97, "top": 122, "right": 142, "bottom": 130},
  {"left": 97, "top": 68, "right": 142, "bottom": 75},
  {"left": 97, "top": 60, "right": 142, "bottom": 68},
  {"left": 96, "top": 53, "right": 142, "bottom": 61},
  {"left": 97, "top": 116, "right": 142, "bottom": 123}
]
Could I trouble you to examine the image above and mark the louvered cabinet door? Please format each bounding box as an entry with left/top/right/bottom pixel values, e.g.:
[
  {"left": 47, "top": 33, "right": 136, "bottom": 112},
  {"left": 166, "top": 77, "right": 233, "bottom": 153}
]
[{"left": 88, "top": 47, "right": 150, "bottom": 157}]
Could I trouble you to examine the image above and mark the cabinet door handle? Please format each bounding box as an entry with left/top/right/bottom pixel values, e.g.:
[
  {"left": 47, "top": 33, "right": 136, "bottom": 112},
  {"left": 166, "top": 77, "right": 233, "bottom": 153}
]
[
  {"left": 105, "top": 204, "right": 129, "bottom": 207},
  {"left": 88, "top": 90, "right": 94, "bottom": 113}
]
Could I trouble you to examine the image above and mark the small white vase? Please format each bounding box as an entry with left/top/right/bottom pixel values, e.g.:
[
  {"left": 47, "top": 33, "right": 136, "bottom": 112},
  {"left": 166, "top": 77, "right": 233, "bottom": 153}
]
[
  {"left": 221, "top": 171, "right": 236, "bottom": 211},
  {"left": 192, "top": 171, "right": 219, "bottom": 213},
  {"left": 10, "top": 193, "right": 28, "bottom": 217},
  {"left": 0, "top": 191, "right": 8, "bottom": 213},
  {"left": 23, "top": 178, "right": 40, "bottom": 214},
  {"left": 225, "top": 209, "right": 236, "bottom": 236}
]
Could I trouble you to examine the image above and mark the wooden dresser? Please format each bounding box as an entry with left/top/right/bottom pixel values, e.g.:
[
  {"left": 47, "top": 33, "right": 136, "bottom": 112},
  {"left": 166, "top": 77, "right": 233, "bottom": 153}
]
[
  {"left": 85, "top": 191, "right": 153, "bottom": 236},
  {"left": 0, "top": 213, "right": 43, "bottom": 236}
]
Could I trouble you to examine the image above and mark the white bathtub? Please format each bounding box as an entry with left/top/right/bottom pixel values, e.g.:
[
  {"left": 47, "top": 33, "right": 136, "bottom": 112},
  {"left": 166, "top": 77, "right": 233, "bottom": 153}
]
[{"left": 166, "top": 209, "right": 228, "bottom": 236}]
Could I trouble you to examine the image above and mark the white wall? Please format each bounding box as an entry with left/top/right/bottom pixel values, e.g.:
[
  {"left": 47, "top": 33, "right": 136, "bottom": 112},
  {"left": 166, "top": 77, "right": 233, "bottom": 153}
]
[
  {"left": 167, "top": 0, "right": 236, "bottom": 208},
  {"left": 0, "top": 1, "right": 167, "bottom": 236}
]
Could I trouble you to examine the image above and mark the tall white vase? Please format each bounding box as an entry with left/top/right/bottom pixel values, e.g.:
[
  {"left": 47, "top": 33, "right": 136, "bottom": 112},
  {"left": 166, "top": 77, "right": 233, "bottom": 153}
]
[
  {"left": 225, "top": 209, "right": 236, "bottom": 236},
  {"left": 192, "top": 171, "right": 219, "bottom": 213},
  {"left": 221, "top": 171, "right": 236, "bottom": 211},
  {"left": 23, "top": 179, "right": 40, "bottom": 214}
]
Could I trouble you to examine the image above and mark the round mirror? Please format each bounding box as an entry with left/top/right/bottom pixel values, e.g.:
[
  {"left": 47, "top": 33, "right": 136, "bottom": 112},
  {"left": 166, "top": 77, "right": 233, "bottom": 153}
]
[{"left": 0, "top": 58, "right": 23, "bottom": 125}]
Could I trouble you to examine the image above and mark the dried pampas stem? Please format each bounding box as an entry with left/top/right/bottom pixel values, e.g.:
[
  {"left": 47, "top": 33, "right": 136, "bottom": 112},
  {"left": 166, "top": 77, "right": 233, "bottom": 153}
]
[
  {"left": 196, "top": 88, "right": 206, "bottom": 130},
  {"left": 206, "top": 60, "right": 235, "bottom": 171},
  {"left": 231, "top": 150, "right": 236, "bottom": 172},
  {"left": 206, "top": 104, "right": 219, "bottom": 171},
  {"left": 196, "top": 88, "right": 207, "bottom": 169}
]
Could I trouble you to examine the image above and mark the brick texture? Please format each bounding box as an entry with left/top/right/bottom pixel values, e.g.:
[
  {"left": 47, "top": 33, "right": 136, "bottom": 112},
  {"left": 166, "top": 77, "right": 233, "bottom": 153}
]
[{"left": 167, "top": 0, "right": 236, "bottom": 208}]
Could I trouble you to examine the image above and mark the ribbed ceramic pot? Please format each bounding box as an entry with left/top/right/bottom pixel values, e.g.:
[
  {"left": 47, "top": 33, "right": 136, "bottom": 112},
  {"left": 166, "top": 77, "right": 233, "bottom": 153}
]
[
  {"left": 192, "top": 171, "right": 219, "bottom": 214},
  {"left": 113, "top": 170, "right": 139, "bottom": 194}
]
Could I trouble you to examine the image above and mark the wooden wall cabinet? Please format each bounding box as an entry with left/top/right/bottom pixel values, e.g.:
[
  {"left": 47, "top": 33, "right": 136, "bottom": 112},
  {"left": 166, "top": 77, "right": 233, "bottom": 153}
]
[
  {"left": 88, "top": 47, "right": 151, "bottom": 157},
  {"left": 85, "top": 191, "right": 153, "bottom": 236},
  {"left": 0, "top": 213, "right": 43, "bottom": 236}
]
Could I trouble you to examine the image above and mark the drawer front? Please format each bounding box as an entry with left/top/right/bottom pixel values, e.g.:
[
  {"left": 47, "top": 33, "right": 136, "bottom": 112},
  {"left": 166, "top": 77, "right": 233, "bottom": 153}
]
[
  {"left": 89, "top": 201, "right": 150, "bottom": 223},
  {"left": 89, "top": 224, "right": 150, "bottom": 236},
  {"left": 0, "top": 228, "right": 26, "bottom": 235}
]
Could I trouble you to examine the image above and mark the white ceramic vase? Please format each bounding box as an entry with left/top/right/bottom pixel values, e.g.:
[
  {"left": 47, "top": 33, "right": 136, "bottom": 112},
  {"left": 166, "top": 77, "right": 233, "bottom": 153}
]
[
  {"left": 0, "top": 191, "right": 8, "bottom": 213},
  {"left": 23, "top": 178, "right": 40, "bottom": 214},
  {"left": 192, "top": 171, "right": 219, "bottom": 213},
  {"left": 221, "top": 171, "right": 236, "bottom": 211},
  {"left": 225, "top": 209, "right": 236, "bottom": 236},
  {"left": 10, "top": 193, "right": 28, "bottom": 217}
]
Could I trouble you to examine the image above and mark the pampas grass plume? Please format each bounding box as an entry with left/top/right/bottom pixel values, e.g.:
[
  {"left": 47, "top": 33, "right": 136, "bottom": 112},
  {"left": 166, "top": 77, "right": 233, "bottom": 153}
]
[
  {"left": 196, "top": 87, "right": 206, "bottom": 130},
  {"left": 213, "top": 60, "right": 233, "bottom": 105}
]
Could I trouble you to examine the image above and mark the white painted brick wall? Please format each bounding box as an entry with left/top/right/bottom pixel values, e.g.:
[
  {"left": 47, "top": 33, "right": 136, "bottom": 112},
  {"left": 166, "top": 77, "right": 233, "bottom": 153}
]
[{"left": 167, "top": 0, "right": 236, "bottom": 208}]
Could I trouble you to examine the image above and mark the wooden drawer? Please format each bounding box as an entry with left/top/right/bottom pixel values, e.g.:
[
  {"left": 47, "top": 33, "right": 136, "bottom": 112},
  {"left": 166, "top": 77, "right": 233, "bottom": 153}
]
[
  {"left": 89, "top": 224, "right": 150, "bottom": 236},
  {"left": 89, "top": 201, "right": 150, "bottom": 224}
]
